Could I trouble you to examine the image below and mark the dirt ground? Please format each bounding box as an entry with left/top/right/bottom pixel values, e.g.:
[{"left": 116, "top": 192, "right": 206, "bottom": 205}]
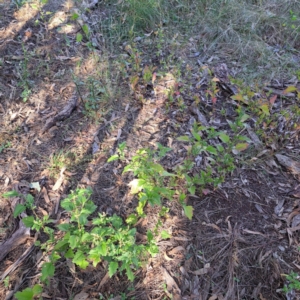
[{"left": 1, "top": 1, "right": 300, "bottom": 299}]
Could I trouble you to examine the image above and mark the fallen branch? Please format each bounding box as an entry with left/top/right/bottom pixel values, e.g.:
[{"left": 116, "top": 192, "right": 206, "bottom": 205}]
[
  {"left": 0, "top": 233, "right": 38, "bottom": 283},
  {"left": 42, "top": 92, "right": 78, "bottom": 133},
  {"left": 275, "top": 154, "right": 300, "bottom": 175},
  {"left": 0, "top": 219, "right": 30, "bottom": 262}
]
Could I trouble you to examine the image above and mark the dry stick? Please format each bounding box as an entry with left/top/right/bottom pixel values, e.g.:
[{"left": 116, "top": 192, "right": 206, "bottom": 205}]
[
  {"left": 0, "top": 232, "right": 38, "bottom": 283},
  {"left": 0, "top": 220, "right": 30, "bottom": 262},
  {"left": 42, "top": 92, "right": 78, "bottom": 133}
]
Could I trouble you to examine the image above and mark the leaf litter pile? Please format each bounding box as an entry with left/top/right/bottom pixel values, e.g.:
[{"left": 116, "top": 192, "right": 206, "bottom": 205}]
[{"left": 1, "top": 0, "right": 300, "bottom": 299}]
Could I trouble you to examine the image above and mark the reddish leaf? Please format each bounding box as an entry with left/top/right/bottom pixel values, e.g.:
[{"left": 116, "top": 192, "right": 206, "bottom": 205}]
[
  {"left": 152, "top": 72, "right": 157, "bottom": 84},
  {"left": 202, "top": 189, "right": 211, "bottom": 195},
  {"left": 269, "top": 94, "right": 277, "bottom": 105}
]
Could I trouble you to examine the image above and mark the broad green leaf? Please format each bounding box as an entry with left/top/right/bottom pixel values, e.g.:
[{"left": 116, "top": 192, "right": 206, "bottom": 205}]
[
  {"left": 54, "top": 239, "right": 68, "bottom": 250},
  {"left": 73, "top": 250, "right": 89, "bottom": 269},
  {"left": 191, "top": 129, "right": 201, "bottom": 141},
  {"left": 160, "top": 230, "right": 171, "bottom": 240},
  {"left": 235, "top": 143, "right": 249, "bottom": 151},
  {"left": 183, "top": 205, "right": 193, "bottom": 220},
  {"left": 14, "top": 204, "right": 26, "bottom": 218},
  {"left": 259, "top": 104, "right": 270, "bottom": 116},
  {"left": 148, "top": 243, "right": 159, "bottom": 256},
  {"left": 177, "top": 135, "right": 190, "bottom": 142},
  {"left": 50, "top": 252, "right": 61, "bottom": 262},
  {"left": 147, "top": 230, "right": 154, "bottom": 242},
  {"left": 22, "top": 216, "right": 34, "bottom": 228},
  {"left": 216, "top": 144, "right": 224, "bottom": 152},
  {"left": 65, "top": 249, "right": 75, "bottom": 259},
  {"left": 128, "top": 178, "right": 146, "bottom": 194},
  {"left": 161, "top": 171, "right": 175, "bottom": 177},
  {"left": 88, "top": 251, "right": 101, "bottom": 267},
  {"left": 126, "top": 213, "right": 137, "bottom": 225},
  {"left": 15, "top": 288, "right": 34, "bottom": 300},
  {"left": 188, "top": 185, "right": 196, "bottom": 195},
  {"left": 111, "top": 214, "right": 123, "bottom": 229},
  {"left": 122, "top": 164, "right": 134, "bottom": 174},
  {"left": 32, "top": 284, "right": 42, "bottom": 296},
  {"left": 25, "top": 194, "right": 34, "bottom": 208},
  {"left": 57, "top": 223, "right": 70, "bottom": 231},
  {"left": 179, "top": 193, "right": 186, "bottom": 203},
  {"left": 240, "top": 113, "right": 250, "bottom": 123},
  {"left": 206, "top": 145, "right": 217, "bottom": 155},
  {"left": 89, "top": 242, "right": 107, "bottom": 258},
  {"left": 41, "top": 262, "right": 55, "bottom": 282},
  {"left": 147, "top": 190, "right": 161, "bottom": 206},
  {"left": 76, "top": 33, "right": 83, "bottom": 42},
  {"left": 157, "top": 143, "right": 172, "bottom": 157},
  {"left": 82, "top": 24, "right": 89, "bottom": 36},
  {"left": 69, "top": 235, "right": 79, "bottom": 249},
  {"left": 108, "top": 261, "right": 118, "bottom": 277},
  {"left": 219, "top": 132, "right": 230, "bottom": 143},
  {"left": 3, "top": 190, "right": 19, "bottom": 198},
  {"left": 97, "top": 242, "right": 108, "bottom": 256},
  {"left": 126, "top": 265, "right": 135, "bottom": 281},
  {"left": 60, "top": 198, "right": 74, "bottom": 211},
  {"left": 136, "top": 200, "right": 146, "bottom": 216},
  {"left": 71, "top": 13, "right": 79, "bottom": 20},
  {"left": 238, "top": 135, "right": 251, "bottom": 142},
  {"left": 78, "top": 213, "right": 89, "bottom": 226},
  {"left": 150, "top": 163, "right": 164, "bottom": 173},
  {"left": 81, "top": 232, "right": 92, "bottom": 243},
  {"left": 107, "top": 154, "right": 119, "bottom": 162}
]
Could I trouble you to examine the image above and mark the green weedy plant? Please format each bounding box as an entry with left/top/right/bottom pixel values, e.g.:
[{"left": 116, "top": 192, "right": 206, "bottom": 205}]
[
  {"left": 84, "top": 77, "right": 107, "bottom": 117},
  {"left": 110, "top": 143, "right": 194, "bottom": 220},
  {"left": 107, "top": 141, "right": 127, "bottom": 162},
  {"left": 17, "top": 45, "right": 32, "bottom": 102},
  {"left": 3, "top": 190, "right": 35, "bottom": 217},
  {"left": 123, "top": 147, "right": 175, "bottom": 216},
  {"left": 175, "top": 110, "right": 253, "bottom": 196},
  {"left": 15, "top": 284, "right": 43, "bottom": 300},
  {"left": 177, "top": 124, "right": 237, "bottom": 189},
  {"left": 283, "top": 271, "right": 300, "bottom": 294},
  {"left": 0, "top": 142, "right": 11, "bottom": 153},
  {"left": 6, "top": 188, "right": 157, "bottom": 299}
]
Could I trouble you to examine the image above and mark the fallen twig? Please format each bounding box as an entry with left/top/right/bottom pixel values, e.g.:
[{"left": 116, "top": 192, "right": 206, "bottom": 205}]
[{"left": 42, "top": 92, "right": 78, "bottom": 133}]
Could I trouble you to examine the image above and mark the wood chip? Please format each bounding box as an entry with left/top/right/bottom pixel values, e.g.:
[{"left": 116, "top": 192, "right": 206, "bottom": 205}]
[
  {"left": 73, "top": 291, "right": 89, "bottom": 300},
  {"left": 42, "top": 187, "right": 50, "bottom": 204},
  {"left": 168, "top": 246, "right": 185, "bottom": 255},
  {"left": 161, "top": 267, "right": 181, "bottom": 300},
  {"left": 275, "top": 154, "right": 300, "bottom": 175},
  {"left": 98, "top": 272, "right": 110, "bottom": 289},
  {"left": 52, "top": 166, "right": 66, "bottom": 191},
  {"left": 0, "top": 219, "right": 30, "bottom": 262}
]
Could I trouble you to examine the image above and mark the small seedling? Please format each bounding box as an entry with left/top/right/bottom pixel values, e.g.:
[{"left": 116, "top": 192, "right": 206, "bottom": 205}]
[
  {"left": 107, "top": 142, "right": 127, "bottom": 162},
  {"left": 3, "top": 276, "right": 10, "bottom": 288},
  {"left": 283, "top": 271, "right": 300, "bottom": 294},
  {"left": 0, "top": 142, "right": 11, "bottom": 153}
]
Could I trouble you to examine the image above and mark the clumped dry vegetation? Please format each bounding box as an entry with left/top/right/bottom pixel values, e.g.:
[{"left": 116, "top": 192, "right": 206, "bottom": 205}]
[{"left": 0, "top": 0, "right": 300, "bottom": 299}]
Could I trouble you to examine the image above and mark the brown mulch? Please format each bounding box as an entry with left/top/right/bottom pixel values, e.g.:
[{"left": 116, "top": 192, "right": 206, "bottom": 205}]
[{"left": 1, "top": 1, "right": 300, "bottom": 300}]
